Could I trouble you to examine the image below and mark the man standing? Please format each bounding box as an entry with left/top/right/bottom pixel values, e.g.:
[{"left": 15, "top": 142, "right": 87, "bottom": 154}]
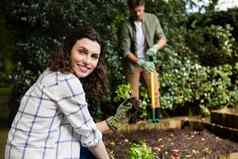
[{"left": 121, "top": 0, "right": 167, "bottom": 122}]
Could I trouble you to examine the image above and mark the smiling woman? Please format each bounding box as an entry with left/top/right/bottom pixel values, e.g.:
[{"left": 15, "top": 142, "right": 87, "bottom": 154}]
[
  {"left": 5, "top": 26, "right": 134, "bottom": 159},
  {"left": 48, "top": 26, "right": 107, "bottom": 104},
  {"left": 5, "top": 26, "right": 109, "bottom": 159}
]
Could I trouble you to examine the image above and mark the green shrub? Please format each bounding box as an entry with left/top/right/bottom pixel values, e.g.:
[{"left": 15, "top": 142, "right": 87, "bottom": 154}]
[
  {"left": 187, "top": 24, "right": 238, "bottom": 65},
  {"left": 159, "top": 46, "right": 238, "bottom": 112}
]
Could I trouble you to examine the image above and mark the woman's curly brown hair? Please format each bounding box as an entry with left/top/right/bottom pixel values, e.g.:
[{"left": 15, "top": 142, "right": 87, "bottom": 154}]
[{"left": 48, "top": 26, "right": 109, "bottom": 105}]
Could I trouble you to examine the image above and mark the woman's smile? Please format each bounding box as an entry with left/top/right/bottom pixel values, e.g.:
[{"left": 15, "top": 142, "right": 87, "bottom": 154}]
[{"left": 78, "top": 64, "right": 90, "bottom": 73}]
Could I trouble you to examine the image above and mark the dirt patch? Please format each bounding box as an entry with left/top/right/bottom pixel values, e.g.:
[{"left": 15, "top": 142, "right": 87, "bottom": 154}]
[{"left": 104, "top": 128, "right": 238, "bottom": 159}]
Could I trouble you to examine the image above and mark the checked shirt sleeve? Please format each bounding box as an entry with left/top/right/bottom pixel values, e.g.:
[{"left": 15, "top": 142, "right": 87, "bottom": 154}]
[{"left": 42, "top": 74, "right": 102, "bottom": 147}]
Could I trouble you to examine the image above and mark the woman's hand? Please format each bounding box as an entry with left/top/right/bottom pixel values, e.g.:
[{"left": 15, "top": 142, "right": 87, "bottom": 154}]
[{"left": 106, "top": 97, "right": 135, "bottom": 130}]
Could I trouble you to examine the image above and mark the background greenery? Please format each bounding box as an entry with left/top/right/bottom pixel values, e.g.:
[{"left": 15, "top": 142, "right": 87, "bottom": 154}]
[{"left": 0, "top": 0, "right": 238, "bottom": 121}]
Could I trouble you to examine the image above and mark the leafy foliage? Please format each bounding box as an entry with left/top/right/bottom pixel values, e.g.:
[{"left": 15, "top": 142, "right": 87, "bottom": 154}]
[
  {"left": 129, "top": 141, "right": 155, "bottom": 159},
  {"left": 1, "top": 0, "right": 238, "bottom": 120},
  {"left": 113, "top": 84, "right": 131, "bottom": 103},
  {"left": 113, "top": 84, "right": 149, "bottom": 119},
  {"left": 3, "top": 0, "right": 128, "bottom": 116},
  {"left": 138, "top": 86, "right": 150, "bottom": 119},
  {"left": 0, "top": 16, "right": 15, "bottom": 87},
  {"left": 187, "top": 24, "right": 238, "bottom": 65},
  {"left": 158, "top": 46, "right": 238, "bottom": 112}
]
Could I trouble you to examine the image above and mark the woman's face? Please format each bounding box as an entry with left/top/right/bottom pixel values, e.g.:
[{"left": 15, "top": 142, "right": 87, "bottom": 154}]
[{"left": 70, "top": 38, "right": 101, "bottom": 78}]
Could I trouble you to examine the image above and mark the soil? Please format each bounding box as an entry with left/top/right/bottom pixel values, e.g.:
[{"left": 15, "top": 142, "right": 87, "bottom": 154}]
[{"left": 104, "top": 127, "right": 238, "bottom": 159}]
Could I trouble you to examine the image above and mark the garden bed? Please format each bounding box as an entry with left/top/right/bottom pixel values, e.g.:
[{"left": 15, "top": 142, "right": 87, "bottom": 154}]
[{"left": 104, "top": 118, "right": 238, "bottom": 159}]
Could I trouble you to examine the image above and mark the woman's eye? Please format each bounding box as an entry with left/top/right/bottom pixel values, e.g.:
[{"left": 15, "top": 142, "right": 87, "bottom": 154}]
[
  {"left": 78, "top": 49, "right": 87, "bottom": 55},
  {"left": 92, "top": 54, "right": 99, "bottom": 59}
]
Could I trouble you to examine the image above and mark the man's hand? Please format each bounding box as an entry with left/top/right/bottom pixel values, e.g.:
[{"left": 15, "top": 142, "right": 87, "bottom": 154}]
[
  {"left": 146, "top": 45, "right": 158, "bottom": 62},
  {"left": 146, "top": 46, "right": 157, "bottom": 56},
  {"left": 138, "top": 59, "right": 156, "bottom": 72},
  {"left": 106, "top": 98, "right": 133, "bottom": 130}
]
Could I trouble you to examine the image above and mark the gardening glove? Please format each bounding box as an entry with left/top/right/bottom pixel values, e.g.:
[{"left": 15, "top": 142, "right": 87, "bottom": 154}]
[
  {"left": 106, "top": 97, "right": 133, "bottom": 130},
  {"left": 138, "top": 59, "right": 156, "bottom": 72},
  {"left": 146, "top": 45, "right": 158, "bottom": 62}
]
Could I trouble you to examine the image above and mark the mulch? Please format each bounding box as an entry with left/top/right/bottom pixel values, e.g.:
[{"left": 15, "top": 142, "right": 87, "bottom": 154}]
[{"left": 104, "top": 127, "right": 238, "bottom": 159}]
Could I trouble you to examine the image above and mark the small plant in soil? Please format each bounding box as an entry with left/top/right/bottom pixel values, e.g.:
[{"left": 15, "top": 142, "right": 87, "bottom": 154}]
[{"left": 129, "top": 141, "right": 155, "bottom": 159}]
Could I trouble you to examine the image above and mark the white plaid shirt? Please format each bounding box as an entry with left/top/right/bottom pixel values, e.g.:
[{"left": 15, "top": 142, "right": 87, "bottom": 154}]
[{"left": 5, "top": 69, "right": 102, "bottom": 159}]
